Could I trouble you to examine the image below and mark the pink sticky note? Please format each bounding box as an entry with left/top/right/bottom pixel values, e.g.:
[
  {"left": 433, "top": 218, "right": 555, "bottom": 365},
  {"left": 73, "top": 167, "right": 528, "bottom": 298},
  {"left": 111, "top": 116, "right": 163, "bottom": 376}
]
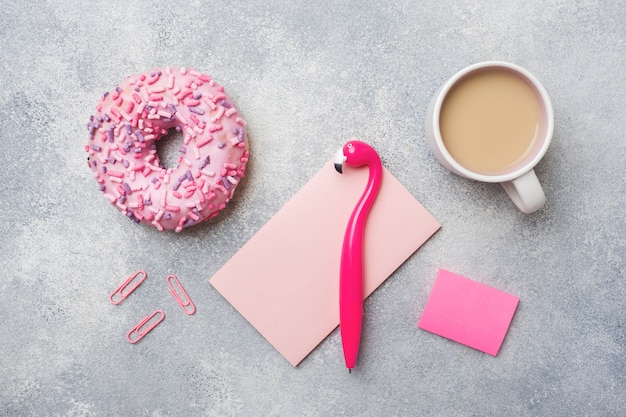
[
  {"left": 418, "top": 269, "right": 519, "bottom": 356},
  {"left": 210, "top": 158, "right": 440, "bottom": 366}
]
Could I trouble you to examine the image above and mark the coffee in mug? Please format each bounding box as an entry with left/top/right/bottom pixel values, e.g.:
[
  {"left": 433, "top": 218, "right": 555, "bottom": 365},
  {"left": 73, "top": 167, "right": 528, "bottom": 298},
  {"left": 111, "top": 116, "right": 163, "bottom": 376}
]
[{"left": 425, "top": 61, "right": 554, "bottom": 213}]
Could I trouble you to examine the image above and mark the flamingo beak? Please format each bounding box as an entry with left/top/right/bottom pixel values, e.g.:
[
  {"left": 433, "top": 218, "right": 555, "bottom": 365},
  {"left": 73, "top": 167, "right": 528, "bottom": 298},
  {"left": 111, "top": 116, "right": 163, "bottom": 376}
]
[{"left": 334, "top": 147, "right": 347, "bottom": 173}]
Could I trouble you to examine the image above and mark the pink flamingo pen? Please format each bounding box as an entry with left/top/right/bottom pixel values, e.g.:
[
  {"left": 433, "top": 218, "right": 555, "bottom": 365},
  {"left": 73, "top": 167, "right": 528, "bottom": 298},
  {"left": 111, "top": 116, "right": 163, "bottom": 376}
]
[{"left": 334, "top": 140, "right": 383, "bottom": 372}]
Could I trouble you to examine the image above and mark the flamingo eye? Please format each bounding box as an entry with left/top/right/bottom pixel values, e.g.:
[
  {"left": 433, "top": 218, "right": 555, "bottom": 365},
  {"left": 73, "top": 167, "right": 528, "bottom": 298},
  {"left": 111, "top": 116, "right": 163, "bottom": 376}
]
[{"left": 347, "top": 143, "right": 353, "bottom": 148}]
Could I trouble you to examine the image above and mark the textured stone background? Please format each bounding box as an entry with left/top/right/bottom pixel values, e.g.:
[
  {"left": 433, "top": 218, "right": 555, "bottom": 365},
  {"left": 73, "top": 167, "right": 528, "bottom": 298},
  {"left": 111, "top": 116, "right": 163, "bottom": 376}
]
[{"left": 1, "top": 1, "right": 624, "bottom": 416}]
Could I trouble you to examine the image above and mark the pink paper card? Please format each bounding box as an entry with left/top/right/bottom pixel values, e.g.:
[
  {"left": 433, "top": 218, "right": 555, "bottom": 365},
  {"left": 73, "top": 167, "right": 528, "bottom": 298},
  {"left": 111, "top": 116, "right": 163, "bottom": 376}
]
[
  {"left": 210, "top": 158, "right": 441, "bottom": 366},
  {"left": 418, "top": 269, "right": 519, "bottom": 356}
]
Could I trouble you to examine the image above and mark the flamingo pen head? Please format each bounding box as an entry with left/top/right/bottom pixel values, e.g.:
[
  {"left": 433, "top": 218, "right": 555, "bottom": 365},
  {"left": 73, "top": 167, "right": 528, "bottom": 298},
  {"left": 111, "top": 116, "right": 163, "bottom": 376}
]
[{"left": 334, "top": 140, "right": 378, "bottom": 173}]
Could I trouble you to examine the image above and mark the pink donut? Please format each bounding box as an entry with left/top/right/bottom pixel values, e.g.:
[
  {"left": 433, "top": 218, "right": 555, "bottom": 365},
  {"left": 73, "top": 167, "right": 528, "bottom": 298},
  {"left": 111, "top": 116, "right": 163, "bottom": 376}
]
[{"left": 85, "top": 67, "right": 249, "bottom": 232}]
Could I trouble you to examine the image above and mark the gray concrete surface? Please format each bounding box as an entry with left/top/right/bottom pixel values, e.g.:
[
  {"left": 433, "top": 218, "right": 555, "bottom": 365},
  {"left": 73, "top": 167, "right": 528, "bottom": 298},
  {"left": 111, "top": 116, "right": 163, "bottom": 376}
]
[{"left": 1, "top": 0, "right": 624, "bottom": 416}]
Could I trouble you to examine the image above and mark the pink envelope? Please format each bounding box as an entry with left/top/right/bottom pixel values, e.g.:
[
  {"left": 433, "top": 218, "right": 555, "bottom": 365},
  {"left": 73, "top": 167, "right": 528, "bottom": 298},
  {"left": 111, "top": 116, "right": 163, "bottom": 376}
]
[
  {"left": 418, "top": 269, "right": 519, "bottom": 356},
  {"left": 210, "top": 158, "right": 441, "bottom": 366}
]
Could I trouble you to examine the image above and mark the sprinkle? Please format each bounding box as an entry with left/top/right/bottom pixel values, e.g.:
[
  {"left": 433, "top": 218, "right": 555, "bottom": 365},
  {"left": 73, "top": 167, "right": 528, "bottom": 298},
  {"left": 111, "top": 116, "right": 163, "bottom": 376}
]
[
  {"left": 131, "top": 113, "right": 139, "bottom": 128},
  {"left": 195, "top": 189, "right": 206, "bottom": 203},
  {"left": 104, "top": 194, "right": 117, "bottom": 203},
  {"left": 235, "top": 117, "right": 247, "bottom": 126},
  {"left": 152, "top": 220, "right": 164, "bottom": 232},
  {"left": 178, "top": 89, "right": 192, "bottom": 100},
  {"left": 123, "top": 183, "right": 133, "bottom": 195},
  {"left": 209, "top": 124, "right": 223, "bottom": 132},
  {"left": 189, "top": 113, "right": 201, "bottom": 126},
  {"left": 108, "top": 170, "right": 125, "bottom": 178},
  {"left": 182, "top": 126, "right": 195, "bottom": 139},
  {"left": 211, "top": 107, "right": 225, "bottom": 122},
  {"left": 165, "top": 204, "right": 181, "bottom": 212},
  {"left": 212, "top": 93, "right": 225, "bottom": 103},
  {"left": 149, "top": 94, "right": 163, "bottom": 101},
  {"left": 204, "top": 98, "right": 217, "bottom": 111},
  {"left": 110, "top": 108, "right": 121, "bottom": 121},
  {"left": 188, "top": 107, "right": 205, "bottom": 115},
  {"left": 215, "top": 183, "right": 229, "bottom": 195},
  {"left": 147, "top": 74, "right": 160, "bottom": 85},
  {"left": 199, "top": 156, "right": 211, "bottom": 170}
]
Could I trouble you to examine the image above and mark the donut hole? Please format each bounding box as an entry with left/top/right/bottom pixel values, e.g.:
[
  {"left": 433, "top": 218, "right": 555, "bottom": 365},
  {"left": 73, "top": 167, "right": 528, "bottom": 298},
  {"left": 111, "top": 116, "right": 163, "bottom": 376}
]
[{"left": 155, "top": 127, "right": 185, "bottom": 169}]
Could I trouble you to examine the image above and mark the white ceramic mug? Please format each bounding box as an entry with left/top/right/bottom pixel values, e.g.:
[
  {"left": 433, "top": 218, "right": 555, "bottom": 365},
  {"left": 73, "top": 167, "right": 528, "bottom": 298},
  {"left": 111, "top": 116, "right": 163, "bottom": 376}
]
[{"left": 425, "top": 61, "right": 554, "bottom": 213}]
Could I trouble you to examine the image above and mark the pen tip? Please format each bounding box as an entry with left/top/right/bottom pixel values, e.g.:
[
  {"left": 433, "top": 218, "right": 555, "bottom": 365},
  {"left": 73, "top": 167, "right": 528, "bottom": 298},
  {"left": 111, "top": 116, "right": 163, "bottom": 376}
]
[{"left": 348, "top": 368, "right": 352, "bottom": 374}]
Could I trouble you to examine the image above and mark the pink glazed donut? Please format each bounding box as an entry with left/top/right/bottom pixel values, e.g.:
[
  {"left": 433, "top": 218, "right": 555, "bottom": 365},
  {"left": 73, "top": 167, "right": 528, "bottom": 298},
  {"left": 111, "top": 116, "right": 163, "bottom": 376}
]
[{"left": 85, "top": 67, "right": 249, "bottom": 232}]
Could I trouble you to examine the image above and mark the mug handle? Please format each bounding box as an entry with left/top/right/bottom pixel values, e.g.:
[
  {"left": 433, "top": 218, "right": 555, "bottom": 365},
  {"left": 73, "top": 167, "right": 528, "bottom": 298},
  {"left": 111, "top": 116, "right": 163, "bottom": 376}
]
[{"left": 501, "top": 169, "right": 546, "bottom": 213}]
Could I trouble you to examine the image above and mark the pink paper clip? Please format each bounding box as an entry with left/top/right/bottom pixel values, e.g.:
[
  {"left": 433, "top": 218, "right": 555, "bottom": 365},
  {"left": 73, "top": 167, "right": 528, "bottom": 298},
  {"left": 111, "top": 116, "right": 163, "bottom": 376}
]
[
  {"left": 166, "top": 275, "right": 196, "bottom": 315},
  {"left": 109, "top": 270, "right": 147, "bottom": 305},
  {"left": 126, "top": 309, "right": 165, "bottom": 344}
]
